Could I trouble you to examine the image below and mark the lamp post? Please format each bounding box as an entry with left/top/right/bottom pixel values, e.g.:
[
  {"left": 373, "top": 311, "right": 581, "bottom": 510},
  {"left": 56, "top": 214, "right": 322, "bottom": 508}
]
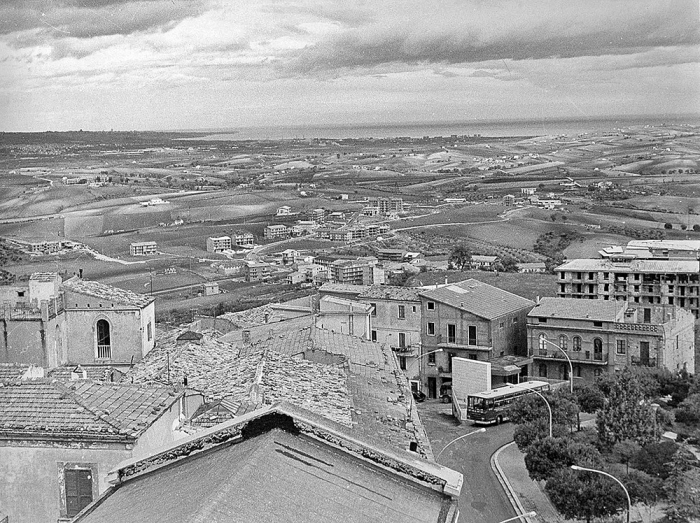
[
  {"left": 539, "top": 336, "right": 574, "bottom": 393},
  {"left": 496, "top": 512, "right": 537, "bottom": 523},
  {"left": 436, "top": 428, "right": 486, "bottom": 460},
  {"left": 530, "top": 388, "right": 552, "bottom": 438},
  {"left": 570, "top": 465, "right": 631, "bottom": 523}
]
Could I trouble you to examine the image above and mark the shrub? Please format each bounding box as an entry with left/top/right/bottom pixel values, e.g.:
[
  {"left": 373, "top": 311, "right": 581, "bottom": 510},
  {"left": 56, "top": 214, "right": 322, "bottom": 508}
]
[{"left": 664, "top": 222, "right": 673, "bottom": 229}]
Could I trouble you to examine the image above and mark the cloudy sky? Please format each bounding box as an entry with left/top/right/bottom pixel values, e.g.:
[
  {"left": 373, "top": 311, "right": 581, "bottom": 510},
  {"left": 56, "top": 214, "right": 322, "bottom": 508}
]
[{"left": 1, "top": 0, "right": 698, "bottom": 131}]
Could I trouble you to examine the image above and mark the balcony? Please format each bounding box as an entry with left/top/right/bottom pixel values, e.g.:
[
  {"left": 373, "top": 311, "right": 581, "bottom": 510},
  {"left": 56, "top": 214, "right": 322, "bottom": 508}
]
[
  {"left": 631, "top": 356, "right": 657, "bottom": 368},
  {"left": 391, "top": 345, "right": 418, "bottom": 356},
  {"left": 97, "top": 345, "right": 112, "bottom": 359},
  {"left": 533, "top": 349, "right": 608, "bottom": 365},
  {"left": 436, "top": 334, "right": 492, "bottom": 352}
]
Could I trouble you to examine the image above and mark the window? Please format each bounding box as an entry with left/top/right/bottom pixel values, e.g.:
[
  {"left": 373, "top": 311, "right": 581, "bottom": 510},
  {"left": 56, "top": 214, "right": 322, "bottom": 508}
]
[
  {"left": 427, "top": 301, "right": 435, "bottom": 310},
  {"left": 370, "top": 303, "right": 377, "bottom": 316},
  {"left": 593, "top": 321, "right": 602, "bottom": 327},
  {"left": 59, "top": 463, "right": 97, "bottom": 519},
  {"left": 96, "top": 319, "right": 111, "bottom": 359},
  {"left": 398, "top": 332, "right": 406, "bottom": 348},
  {"left": 539, "top": 364, "right": 548, "bottom": 378},
  {"left": 398, "top": 305, "right": 405, "bottom": 319},
  {"left": 558, "top": 335, "right": 568, "bottom": 350},
  {"left": 147, "top": 322, "right": 153, "bottom": 341},
  {"left": 538, "top": 317, "right": 548, "bottom": 323},
  {"left": 17, "top": 291, "right": 25, "bottom": 297},
  {"left": 412, "top": 306, "right": 416, "bottom": 313},
  {"left": 468, "top": 325, "right": 477, "bottom": 345},
  {"left": 616, "top": 340, "right": 626, "bottom": 355},
  {"left": 512, "top": 317, "right": 518, "bottom": 324},
  {"left": 427, "top": 322, "right": 435, "bottom": 335},
  {"left": 572, "top": 336, "right": 582, "bottom": 352},
  {"left": 499, "top": 321, "right": 505, "bottom": 329},
  {"left": 538, "top": 333, "right": 547, "bottom": 352},
  {"left": 428, "top": 351, "right": 436, "bottom": 364},
  {"left": 399, "top": 356, "right": 407, "bottom": 370},
  {"left": 371, "top": 330, "right": 377, "bottom": 342}
]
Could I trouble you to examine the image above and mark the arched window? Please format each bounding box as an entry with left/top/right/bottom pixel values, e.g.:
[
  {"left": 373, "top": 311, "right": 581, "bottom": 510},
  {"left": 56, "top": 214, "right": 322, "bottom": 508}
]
[
  {"left": 572, "top": 336, "right": 582, "bottom": 352},
  {"left": 96, "top": 319, "right": 112, "bottom": 359},
  {"left": 539, "top": 364, "right": 548, "bottom": 378},
  {"left": 538, "top": 333, "right": 547, "bottom": 352},
  {"left": 593, "top": 338, "right": 603, "bottom": 361},
  {"left": 594, "top": 368, "right": 602, "bottom": 378},
  {"left": 558, "top": 335, "right": 568, "bottom": 351}
]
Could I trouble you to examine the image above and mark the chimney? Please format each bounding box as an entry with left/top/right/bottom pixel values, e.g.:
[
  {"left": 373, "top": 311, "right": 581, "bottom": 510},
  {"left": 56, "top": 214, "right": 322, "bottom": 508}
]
[
  {"left": 71, "top": 365, "right": 87, "bottom": 380},
  {"left": 444, "top": 277, "right": 448, "bottom": 285},
  {"left": 536, "top": 296, "right": 540, "bottom": 304},
  {"left": 264, "top": 312, "right": 270, "bottom": 323}
]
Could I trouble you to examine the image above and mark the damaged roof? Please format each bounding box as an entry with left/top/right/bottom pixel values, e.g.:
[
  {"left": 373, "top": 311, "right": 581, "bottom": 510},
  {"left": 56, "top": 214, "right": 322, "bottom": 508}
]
[{"left": 63, "top": 279, "right": 154, "bottom": 308}]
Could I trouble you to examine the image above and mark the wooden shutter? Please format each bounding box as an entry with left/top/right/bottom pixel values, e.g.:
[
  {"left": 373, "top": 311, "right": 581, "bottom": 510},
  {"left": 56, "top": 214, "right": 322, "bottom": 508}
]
[{"left": 65, "top": 469, "right": 93, "bottom": 517}]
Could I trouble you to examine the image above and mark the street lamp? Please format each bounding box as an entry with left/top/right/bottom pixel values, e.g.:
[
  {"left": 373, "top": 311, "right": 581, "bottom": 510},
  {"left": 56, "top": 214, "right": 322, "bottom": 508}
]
[
  {"left": 436, "top": 428, "right": 486, "bottom": 460},
  {"left": 570, "top": 465, "right": 631, "bottom": 523},
  {"left": 539, "top": 336, "right": 573, "bottom": 393},
  {"left": 530, "top": 388, "right": 553, "bottom": 438},
  {"left": 496, "top": 512, "right": 537, "bottom": 523}
]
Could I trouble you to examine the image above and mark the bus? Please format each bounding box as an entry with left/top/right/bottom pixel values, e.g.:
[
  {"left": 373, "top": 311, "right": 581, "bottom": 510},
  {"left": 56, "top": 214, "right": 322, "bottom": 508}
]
[{"left": 466, "top": 381, "right": 550, "bottom": 425}]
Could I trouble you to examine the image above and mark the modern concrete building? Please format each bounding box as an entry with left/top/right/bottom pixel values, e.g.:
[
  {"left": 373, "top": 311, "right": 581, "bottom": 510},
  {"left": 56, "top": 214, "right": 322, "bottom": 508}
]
[
  {"left": 230, "top": 231, "right": 254, "bottom": 246},
  {"left": 206, "top": 236, "right": 232, "bottom": 253},
  {"left": 527, "top": 297, "right": 695, "bottom": 382},
  {"left": 264, "top": 225, "right": 289, "bottom": 240},
  {"left": 129, "top": 241, "right": 157, "bottom": 256}
]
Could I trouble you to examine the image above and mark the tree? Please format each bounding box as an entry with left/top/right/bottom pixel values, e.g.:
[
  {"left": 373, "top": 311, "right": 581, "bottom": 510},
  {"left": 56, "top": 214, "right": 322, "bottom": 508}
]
[
  {"left": 545, "top": 468, "right": 627, "bottom": 523},
  {"left": 612, "top": 439, "right": 642, "bottom": 474},
  {"left": 574, "top": 382, "right": 605, "bottom": 414},
  {"left": 513, "top": 418, "right": 568, "bottom": 452},
  {"left": 509, "top": 389, "right": 579, "bottom": 432},
  {"left": 524, "top": 437, "right": 602, "bottom": 482},
  {"left": 664, "top": 222, "right": 673, "bottom": 229},
  {"left": 693, "top": 224, "right": 700, "bottom": 232},
  {"left": 448, "top": 244, "right": 472, "bottom": 271},
  {"left": 596, "top": 369, "right": 657, "bottom": 448},
  {"left": 499, "top": 255, "right": 518, "bottom": 272},
  {"left": 631, "top": 440, "right": 679, "bottom": 479},
  {"left": 675, "top": 393, "right": 700, "bottom": 424},
  {"left": 663, "top": 442, "right": 700, "bottom": 522},
  {"left": 622, "top": 469, "right": 663, "bottom": 505}
]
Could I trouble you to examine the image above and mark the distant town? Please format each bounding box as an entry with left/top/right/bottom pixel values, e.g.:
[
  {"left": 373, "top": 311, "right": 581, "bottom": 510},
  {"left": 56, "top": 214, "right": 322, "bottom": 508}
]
[{"left": 1, "top": 123, "right": 699, "bottom": 523}]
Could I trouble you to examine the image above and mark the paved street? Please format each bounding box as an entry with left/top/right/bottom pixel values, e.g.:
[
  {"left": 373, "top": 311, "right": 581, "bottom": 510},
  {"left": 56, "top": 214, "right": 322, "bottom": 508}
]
[{"left": 417, "top": 400, "right": 516, "bottom": 523}]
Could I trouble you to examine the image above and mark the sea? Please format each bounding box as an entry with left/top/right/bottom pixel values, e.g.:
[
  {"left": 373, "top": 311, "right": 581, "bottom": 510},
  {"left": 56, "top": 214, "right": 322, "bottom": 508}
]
[{"left": 180, "top": 114, "right": 700, "bottom": 142}]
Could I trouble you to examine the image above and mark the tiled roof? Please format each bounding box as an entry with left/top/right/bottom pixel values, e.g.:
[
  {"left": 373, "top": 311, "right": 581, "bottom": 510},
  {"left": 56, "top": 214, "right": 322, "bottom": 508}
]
[
  {"left": 29, "top": 272, "right": 60, "bottom": 282},
  {"left": 318, "top": 283, "right": 370, "bottom": 295},
  {"left": 0, "top": 380, "right": 181, "bottom": 440},
  {"left": 557, "top": 258, "right": 700, "bottom": 273},
  {"left": 358, "top": 285, "right": 421, "bottom": 302},
  {"left": 419, "top": 279, "right": 535, "bottom": 320},
  {"left": 62, "top": 279, "right": 154, "bottom": 308},
  {"left": 0, "top": 363, "right": 29, "bottom": 382},
  {"left": 126, "top": 328, "right": 353, "bottom": 426},
  {"left": 319, "top": 295, "right": 373, "bottom": 312},
  {"left": 47, "top": 365, "right": 124, "bottom": 383},
  {"left": 528, "top": 297, "right": 623, "bottom": 322}
]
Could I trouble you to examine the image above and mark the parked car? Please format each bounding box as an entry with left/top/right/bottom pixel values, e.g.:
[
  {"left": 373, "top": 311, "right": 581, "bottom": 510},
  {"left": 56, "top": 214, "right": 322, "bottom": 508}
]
[
  {"left": 412, "top": 390, "right": 427, "bottom": 403},
  {"left": 440, "top": 382, "right": 452, "bottom": 403}
]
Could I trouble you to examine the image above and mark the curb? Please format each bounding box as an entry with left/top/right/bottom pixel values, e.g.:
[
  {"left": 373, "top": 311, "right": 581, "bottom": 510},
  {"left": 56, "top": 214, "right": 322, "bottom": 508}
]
[{"left": 491, "top": 442, "right": 537, "bottom": 523}]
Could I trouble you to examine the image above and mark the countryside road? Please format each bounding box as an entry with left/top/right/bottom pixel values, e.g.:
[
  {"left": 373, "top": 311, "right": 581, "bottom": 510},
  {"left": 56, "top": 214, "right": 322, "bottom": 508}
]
[{"left": 417, "top": 400, "right": 516, "bottom": 523}]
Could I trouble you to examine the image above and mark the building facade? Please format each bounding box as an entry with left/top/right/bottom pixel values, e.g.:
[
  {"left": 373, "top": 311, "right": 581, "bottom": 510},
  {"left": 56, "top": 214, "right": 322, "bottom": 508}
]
[
  {"left": 263, "top": 225, "right": 289, "bottom": 240},
  {"left": 206, "top": 236, "right": 232, "bottom": 253},
  {"left": 129, "top": 241, "right": 157, "bottom": 256},
  {"left": 418, "top": 279, "right": 535, "bottom": 398},
  {"left": 527, "top": 297, "right": 695, "bottom": 382}
]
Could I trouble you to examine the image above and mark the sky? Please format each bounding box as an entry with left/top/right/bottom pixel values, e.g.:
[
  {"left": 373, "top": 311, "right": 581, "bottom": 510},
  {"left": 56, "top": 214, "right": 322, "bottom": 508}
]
[{"left": 1, "top": 0, "right": 699, "bottom": 132}]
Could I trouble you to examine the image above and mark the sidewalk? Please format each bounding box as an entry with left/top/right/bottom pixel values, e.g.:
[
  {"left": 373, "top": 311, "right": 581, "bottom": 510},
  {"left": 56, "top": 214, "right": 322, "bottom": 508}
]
[{"left": 495, "top": 442, "right": 572, "bottom": 523}]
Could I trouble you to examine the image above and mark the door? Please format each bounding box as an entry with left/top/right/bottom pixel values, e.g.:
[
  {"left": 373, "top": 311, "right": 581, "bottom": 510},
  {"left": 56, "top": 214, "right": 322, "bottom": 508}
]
[
  {"left": 593, "top": 338, "right": 603, "bottom": 361},
  {"left": 448, "top": 324, "right": 456, "bottom": 344},
  {"left": 643, "top": 308, "right": 651, "bottom": 323},
  {"left": 398, "top": 332, "right": 406, "bottom": 348},
  {"left": 640, "top": 341, "right": 650, "bottom": 365},
  {"left": 428, "top": 377, "right": 437, "bottom": 399}
]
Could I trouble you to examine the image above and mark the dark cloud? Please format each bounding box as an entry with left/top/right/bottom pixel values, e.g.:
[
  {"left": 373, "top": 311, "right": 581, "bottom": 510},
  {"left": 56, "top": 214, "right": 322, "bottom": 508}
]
[
  {"left": 281, "top": 0, "right": 700, "bottom": 75},
  {"left": 0, "top": 0, "right": 203, "bottom": 37}
]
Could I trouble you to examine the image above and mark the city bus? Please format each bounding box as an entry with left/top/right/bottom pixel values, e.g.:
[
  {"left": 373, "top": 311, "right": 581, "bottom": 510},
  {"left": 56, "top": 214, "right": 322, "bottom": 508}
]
[{"left": 466, "top": 381, "right": 550, "bottom": 425}]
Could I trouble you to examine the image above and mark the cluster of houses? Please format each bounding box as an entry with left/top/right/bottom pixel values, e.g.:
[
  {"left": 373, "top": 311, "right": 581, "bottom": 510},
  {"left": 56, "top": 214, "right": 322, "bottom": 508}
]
[{"left": 2, "top": 238, "right": 699, "bottom": 522}]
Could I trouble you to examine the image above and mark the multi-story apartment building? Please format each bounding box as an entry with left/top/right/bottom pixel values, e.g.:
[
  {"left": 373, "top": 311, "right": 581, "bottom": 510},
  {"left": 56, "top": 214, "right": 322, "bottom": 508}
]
[
  {"left": 206, "top": 236, "right": 232, "bottom": 253},
  {"left": 527, "top": 297, "right": 695, "bottom": 382},
  {"left": 556, "top": 258, "right": 700, "bottom": 319},
  {"left": 245, "top": 261, "right": 271, "bottom": 282},
  {"left": 263, "top": 225, "right": 289, "bottom": 240},
  {"left": 230, "top": 231, "right": 254, "bottom": 246},
  {"left": 366, "top": 197, "right": 404, "bottom": 214},
  {"left": 129, "top": 241, "right": 157, "bottom": 256},
  {"left": 418, "top": 279, "right": 535, "bottom": 399},
  {"left": 330, "top": 259, "right": 371, "bottom": 285}
]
